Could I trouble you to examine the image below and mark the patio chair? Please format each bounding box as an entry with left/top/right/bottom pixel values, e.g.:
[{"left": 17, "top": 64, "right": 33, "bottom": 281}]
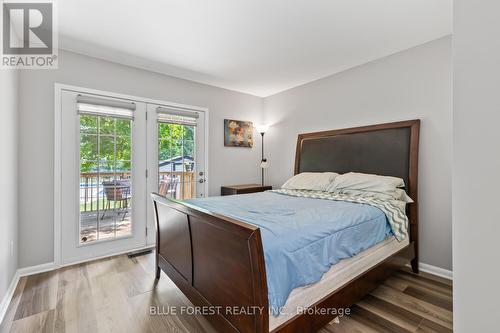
[
  {"left": 159, "top": 175, "right": 179, "bottom": 198},
  {"left": 101, "top": 180, "right": 131, "bottom": 221}
]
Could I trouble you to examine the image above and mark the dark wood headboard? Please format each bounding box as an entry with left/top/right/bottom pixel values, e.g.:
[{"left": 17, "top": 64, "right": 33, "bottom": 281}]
[
  {"left": 294, "top": 120, "right": 420, "bottom": 270},
  {"left": 295, "top": 120, "right": 419, "bottom": 197}
]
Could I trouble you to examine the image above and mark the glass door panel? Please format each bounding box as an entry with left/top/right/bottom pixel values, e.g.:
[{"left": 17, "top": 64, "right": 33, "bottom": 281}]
[
  {"left": 157, "top": 122, "right": 196, "bottom": 200},
  {"left": 79, "top": 115, "right": 132, "bottom": 243}
]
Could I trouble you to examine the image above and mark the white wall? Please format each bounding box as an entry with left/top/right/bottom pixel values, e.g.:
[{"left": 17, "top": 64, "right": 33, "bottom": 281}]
[
  {"left": 18, "top": 50, "right": 263, "bottom": 268},
  {"left": 0, "top": 70, "right": 19, "bottom": 304},
  {"left": 263, "top": 37, "right": 452, "bottom": 270},
  {"left": 453, "top": 1, "right": 500, "bottom": 332}
]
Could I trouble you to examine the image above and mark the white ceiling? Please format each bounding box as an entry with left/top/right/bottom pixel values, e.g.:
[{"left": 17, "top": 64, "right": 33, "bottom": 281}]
[{"left": 58, "top": 0, "right": 452, "bottom": 97}]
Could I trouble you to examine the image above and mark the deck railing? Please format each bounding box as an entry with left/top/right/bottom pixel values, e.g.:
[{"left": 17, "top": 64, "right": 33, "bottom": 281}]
[{"left": 79, "top": 171, "right": 195, "bottom": 212}]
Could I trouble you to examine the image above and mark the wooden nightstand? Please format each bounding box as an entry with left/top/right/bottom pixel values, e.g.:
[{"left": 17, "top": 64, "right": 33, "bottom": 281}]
[{"left": 221, "top": 184, "right": 272, "bottom": 196}]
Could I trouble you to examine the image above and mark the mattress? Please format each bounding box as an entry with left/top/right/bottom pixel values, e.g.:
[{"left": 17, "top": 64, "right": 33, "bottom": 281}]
[{"left": 269, "top": 234, "right": 410, "bottom": 331}]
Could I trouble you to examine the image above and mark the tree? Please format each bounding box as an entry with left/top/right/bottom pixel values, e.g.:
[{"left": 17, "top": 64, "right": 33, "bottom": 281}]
[
  {"left": 79, "top": 115, "right": 195, "bottom": 173},
  {"left": 158, "top": 122, "right": 194, "bottom": 161},
  {"left": 80, "top": 115, "right": 131, "bottom": 173}
]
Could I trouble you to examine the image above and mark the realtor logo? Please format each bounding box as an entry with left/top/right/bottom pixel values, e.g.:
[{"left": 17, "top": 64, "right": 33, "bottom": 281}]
[{"left": 1, "top": 0, "right": 58, "bottom": 68}]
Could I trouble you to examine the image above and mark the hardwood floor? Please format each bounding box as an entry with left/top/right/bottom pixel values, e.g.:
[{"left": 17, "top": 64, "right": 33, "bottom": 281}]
[{"left": 0, "top": 254, "right": 452, "bottom": 333}]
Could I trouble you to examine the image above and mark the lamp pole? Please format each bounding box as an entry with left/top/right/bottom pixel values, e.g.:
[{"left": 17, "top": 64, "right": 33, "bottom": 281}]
[{"left": 260, "top": 131, "right": 266, "bottom": 186}]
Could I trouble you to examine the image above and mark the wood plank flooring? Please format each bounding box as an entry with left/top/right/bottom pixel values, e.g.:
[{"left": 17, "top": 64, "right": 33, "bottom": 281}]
[{"left": 0, "top": 253, "right": 452, "bottom": 333}]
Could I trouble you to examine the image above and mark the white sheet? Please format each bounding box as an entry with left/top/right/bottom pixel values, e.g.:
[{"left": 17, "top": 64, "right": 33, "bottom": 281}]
[{"left": 269, "top": 235, "right": 410, "bottom": 331}]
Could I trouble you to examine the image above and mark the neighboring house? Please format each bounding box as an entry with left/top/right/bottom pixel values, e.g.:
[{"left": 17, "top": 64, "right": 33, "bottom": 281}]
[{"left": 159, "top": 156, "right": 194, "bottom": 173}]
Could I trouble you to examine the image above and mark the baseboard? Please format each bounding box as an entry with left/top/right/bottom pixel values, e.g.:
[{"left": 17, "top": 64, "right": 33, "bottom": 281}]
[
  {"left": 17, "top": 262, "right": 57, "bottom": 277},
  {"left": 0, "top": 271, "right": 20, "bottom": 326},
  {"left": 419, "top": 262, "right": 453, "bottom": 280},
  {"left": 407, "top": 262, "right": 453, "bottom": 280}
]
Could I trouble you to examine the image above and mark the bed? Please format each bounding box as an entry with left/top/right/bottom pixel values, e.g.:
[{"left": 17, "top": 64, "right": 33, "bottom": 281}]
[{"left": 151, "top": 119, "right": 420, "bottom": 333}]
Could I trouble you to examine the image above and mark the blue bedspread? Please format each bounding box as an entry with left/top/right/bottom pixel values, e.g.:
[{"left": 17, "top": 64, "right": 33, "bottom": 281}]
[{"left": 185, "top": 191, "right": 392, "bottom": 315}]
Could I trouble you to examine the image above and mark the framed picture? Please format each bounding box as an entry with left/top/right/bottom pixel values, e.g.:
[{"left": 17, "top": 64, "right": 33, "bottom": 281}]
[{"left": 224, "top": 119, "right": 254, "bottom": 147}]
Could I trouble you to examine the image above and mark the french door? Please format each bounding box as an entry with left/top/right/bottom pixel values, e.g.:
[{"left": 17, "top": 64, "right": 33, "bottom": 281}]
[
  {"left": 59, "top": 88, "right": 206, "bottom": 265},
  {"left": 145, "top": 104, "right": 206, "bottom": 244}
]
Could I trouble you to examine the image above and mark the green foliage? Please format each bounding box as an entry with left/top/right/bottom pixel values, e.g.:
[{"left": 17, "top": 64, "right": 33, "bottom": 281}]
[
  {"left": 80, "top": 115, "right": 132, "bottom": 173},
  {"left": 79, "top": 116, "right": 195, "bottom": 173},
  {"left": 158, "top": 123, "right": 194, "bottom": 161}
]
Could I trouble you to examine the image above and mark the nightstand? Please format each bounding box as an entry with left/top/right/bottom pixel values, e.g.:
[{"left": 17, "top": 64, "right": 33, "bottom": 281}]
[{"left": 221, "top": 184, "right": 272, "bottom": 196}]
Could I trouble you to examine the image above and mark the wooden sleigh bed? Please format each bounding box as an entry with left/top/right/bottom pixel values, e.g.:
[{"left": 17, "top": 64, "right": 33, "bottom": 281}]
[{"left": 151, "top": 119, "right": 420, "bottom": 333}]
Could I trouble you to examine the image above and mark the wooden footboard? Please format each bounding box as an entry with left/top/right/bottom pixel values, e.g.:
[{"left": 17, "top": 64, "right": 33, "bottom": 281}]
[{"left": 151, "top": 193, "right": 269, "bottom": 333}]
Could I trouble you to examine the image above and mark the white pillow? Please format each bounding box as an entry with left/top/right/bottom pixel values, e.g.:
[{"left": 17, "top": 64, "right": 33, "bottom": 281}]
[
  {"left": 282, "top": 172, "right": 339, "bottom": 191},
  {"left": 326, "top": 172, "right": 405, "bottom": 193}
]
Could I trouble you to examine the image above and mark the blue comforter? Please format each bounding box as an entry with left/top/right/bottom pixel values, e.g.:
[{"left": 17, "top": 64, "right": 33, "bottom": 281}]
[{"left": 186, "top": 191, "right": 391, "bottom": 315}]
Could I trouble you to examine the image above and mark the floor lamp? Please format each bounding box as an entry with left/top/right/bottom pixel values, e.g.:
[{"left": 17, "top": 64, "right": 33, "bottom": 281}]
[{"left": 257, "top": 125, "right": 269, "bottom": 186}]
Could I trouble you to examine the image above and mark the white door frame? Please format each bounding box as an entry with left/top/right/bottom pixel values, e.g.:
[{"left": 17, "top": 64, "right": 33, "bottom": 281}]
[{"left": 54, "top": 83, "right": 209, "bottom": 267}]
